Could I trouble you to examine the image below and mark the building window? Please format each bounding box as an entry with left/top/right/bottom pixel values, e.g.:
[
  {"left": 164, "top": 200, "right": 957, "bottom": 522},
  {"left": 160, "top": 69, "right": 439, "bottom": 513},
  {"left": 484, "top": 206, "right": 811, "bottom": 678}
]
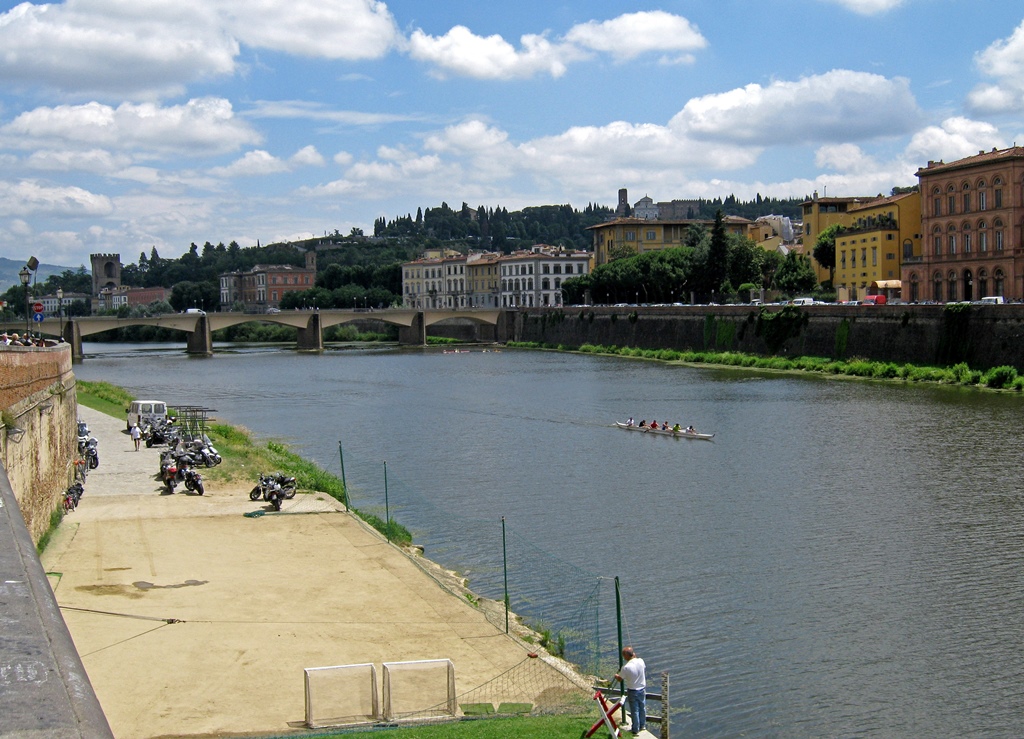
[
  {"left": 980, "top": 223, "right": 988, "bottom": 252},
  {"left": 841, "top": 251, "right": 847, "bottom": 269},
  {"left": 850, "top": 251, "right": 856, "bottom": 268},
  {"left": 979, "top": 270, "right": 988, "bottom": 297},
  {"left": 995, "top": 188, "right": 1003, "bottom": 208},
  {"left": 995, "top": 269, "right": 1005, "bottom": 295},
  {"left": 625, "top": 231, "right": 635, "bottom": 240},
  {"left": 963, "top": 228, "right": 971, "bottom": 253},
  {"left": 948, "top": 190, "right": 956, "bottom": 214},
  {"left": 948, "top": 234, "right": 956, "bottom": 255},
  {"left": 646, "top": 230, "right": 656, "bottom": 240},
  {"left": 933, "top": 273, "right": 943, "bottom": 302},
  {"left": 872, "top": 247, "right": 877, "bottom": 266},
  {"left": 948, "top": 272, "right": 958, "bottom": 302},
  {"left": 933, "top": 235, "right": 942, "bottom": 256},
  {"left": 933, "top": 194, "right": 941, "bottom": 216},
  {"left": 861, "top": 248, "right": 867, "bottom": 266},
  {"left": 995, "top": 224, "right": 1004, "bottom": 251},
  {"left": 979, "top": 190, "right": 987, "bottom": 211}
]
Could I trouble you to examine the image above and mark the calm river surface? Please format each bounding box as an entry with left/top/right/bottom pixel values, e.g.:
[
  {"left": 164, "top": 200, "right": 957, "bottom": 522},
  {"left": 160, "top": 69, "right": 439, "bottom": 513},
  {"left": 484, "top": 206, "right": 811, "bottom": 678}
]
[{"left": 75, "top": 342, "right": 1024, "bottom": 737}]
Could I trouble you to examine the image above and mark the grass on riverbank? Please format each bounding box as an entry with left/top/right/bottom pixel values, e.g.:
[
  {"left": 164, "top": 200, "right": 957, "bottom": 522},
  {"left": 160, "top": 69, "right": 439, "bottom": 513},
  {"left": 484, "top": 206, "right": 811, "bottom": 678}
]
[
  {"left": 314, "top": 714, "right": 596, "bottom": 738},
  {"left": 74, "top": 380, "right": 412, "bottom": 545},
  {"left": 507, "top": 342, "right": 1024, "bottom": 390}
]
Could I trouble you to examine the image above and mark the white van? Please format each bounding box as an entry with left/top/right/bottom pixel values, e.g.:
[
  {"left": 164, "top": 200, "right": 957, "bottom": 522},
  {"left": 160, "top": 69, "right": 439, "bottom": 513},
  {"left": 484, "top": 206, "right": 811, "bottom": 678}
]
[
  {"left": 978, "top": 296, "right": 1005, "bottom": 305},
  {"left": 126, "top": 400, "right": 168, "bottom": 431},
  {"left": 792, "top": 297, "right": 816, "bottom": 306}
]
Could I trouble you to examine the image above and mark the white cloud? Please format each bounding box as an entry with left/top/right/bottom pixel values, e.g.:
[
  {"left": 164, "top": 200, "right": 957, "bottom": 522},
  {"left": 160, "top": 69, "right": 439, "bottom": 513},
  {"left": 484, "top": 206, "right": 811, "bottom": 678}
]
[
  {"left": 210, "top": 150, "right": 289, "bottom": 177},
  {"left": 0, "top": 0, "right": 238, "bottom": 99},
  {"left": 1, "top": 98, "right": 261, "bottom": 156},
  {"left": 25, "top": 149, "right": 134, "bottom": 174},
  {"left": 408, "top": 26, "right": 572, "bottom": 80},
  {"left": 563, "top": 11, "right": 706, "bottom": 63},
  {"left": 903, "top": 117, "right": 1004, "bottom": 164},
  {"left": 814, "top": 143, "right": 879, "bottom": 173},
  {"left": 246, "top": 100, "right": 419, "bottom": 126},
  {"left": 221, "top": 0, "right": 399, "bottom": 60},
  {"left": 408, "top": 10, "right": 706, "bottom": 79},
  {"left": 0, "top": 179, "right": 113, "bottom": 217},
  {"left": 424, "top": 120, "right": 510, "bottom": 153},
  {"left": 968, "top": 20, "right": 1024, "bottom": 114},
  {"left": 822, "top": 0, "right": 906, "bottom": 15},
  {"left": 290, "top": 145, "right": 325, "bottom": 167},
  {"left": 0, "top": 0, "right": 399, "bottom": 100},
  {"left": 671, "top": 70, "right": 922, "bottom": 145}
]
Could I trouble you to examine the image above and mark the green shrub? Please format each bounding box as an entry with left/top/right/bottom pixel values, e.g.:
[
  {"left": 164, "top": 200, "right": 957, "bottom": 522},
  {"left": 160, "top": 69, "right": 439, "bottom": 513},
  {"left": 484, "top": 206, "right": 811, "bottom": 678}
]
[{"left": 983, "top": 365, "right": 1018, "bottom": 389}]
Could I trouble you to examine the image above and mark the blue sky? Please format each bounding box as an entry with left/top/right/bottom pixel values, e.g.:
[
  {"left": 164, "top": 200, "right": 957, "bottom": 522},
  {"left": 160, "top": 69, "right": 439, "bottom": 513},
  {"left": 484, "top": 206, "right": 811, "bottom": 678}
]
[{"left": 2, "top": 0, "right": 1024, "bottom": 269}]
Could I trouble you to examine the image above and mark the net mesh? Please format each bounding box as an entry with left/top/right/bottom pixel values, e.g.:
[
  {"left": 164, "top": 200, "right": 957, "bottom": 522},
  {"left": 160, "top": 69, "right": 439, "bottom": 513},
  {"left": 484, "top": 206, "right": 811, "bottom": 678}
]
[
  {"left": 304, "top": 663, "right": 377, "bottom": 729},
  {"left": 343, "top": 457, "right": 621, "bottom": 681}
]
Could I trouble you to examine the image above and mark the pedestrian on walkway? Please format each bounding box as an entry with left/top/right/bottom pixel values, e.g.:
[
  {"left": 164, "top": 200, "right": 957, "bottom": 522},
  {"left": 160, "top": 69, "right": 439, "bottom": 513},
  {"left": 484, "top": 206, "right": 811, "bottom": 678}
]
[
  {"left": 130, "top": 423, "right": 142, "bottom": 451},
  {"left": 615, "top": 646, "right": 646, "bottom": 735}
]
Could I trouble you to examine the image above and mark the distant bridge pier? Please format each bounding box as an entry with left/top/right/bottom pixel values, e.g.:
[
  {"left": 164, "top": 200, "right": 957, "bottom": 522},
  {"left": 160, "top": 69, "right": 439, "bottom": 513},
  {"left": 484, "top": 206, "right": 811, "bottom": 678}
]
[
  {"left": 397, "top": 312, "right": 426, "bottom": 346},
  {"left": 297, "top": 312, "right": 323, "bottom": 352},
  {"left": 63, "top": 320, "right": 83, "bottom": 363},
  {"left": 185, "top": 315, "right": 213, "bottom": 356}
]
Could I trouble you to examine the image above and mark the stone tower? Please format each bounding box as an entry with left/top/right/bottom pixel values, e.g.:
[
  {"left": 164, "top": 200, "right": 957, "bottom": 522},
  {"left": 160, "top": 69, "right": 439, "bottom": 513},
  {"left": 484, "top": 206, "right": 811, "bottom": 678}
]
[
  {"left": 90, "top": 253, "right": 122, "bottom": 296},
  {"left": 615, "top": 188, "right": 631, "bottom": 218}
]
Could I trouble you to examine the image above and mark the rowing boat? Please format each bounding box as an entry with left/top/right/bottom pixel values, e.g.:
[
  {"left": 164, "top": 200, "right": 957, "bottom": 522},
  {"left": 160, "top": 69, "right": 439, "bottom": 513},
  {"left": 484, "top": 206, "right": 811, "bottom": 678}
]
[{"left": 615, "top": 422, "right": 715, "bottom": 440}]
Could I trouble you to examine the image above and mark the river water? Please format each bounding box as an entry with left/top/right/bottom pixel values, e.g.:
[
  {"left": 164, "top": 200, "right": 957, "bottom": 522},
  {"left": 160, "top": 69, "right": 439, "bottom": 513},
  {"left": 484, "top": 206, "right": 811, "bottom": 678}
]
[{"left": 74, "top": 342, "right": 1024, "bottom": 737}]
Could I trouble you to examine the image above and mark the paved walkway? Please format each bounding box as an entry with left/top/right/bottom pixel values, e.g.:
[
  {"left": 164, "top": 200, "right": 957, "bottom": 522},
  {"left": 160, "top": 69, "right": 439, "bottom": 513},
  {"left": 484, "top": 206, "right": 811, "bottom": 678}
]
[{"left": 42, "top": 407, "right": 562, "bottom": 738}]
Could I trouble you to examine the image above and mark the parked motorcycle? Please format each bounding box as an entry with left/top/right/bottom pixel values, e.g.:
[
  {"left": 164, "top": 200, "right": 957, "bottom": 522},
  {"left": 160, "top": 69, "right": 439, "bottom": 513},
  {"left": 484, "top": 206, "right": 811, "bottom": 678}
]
[
  {"left": 249, "top": 472, "right": 297, "bottom": 511},
  {"left": 181, "top": 464, "right": 205, "bottom": 495},
  {"left": 77, "top": 421, "right": 99, "bottom": 469},
  {"left": 159, "top": 451, "right": 184, "bottom": 493},
  {"left": 187, "top": 437, "right": 221, "bottom": 467},
  {"left": 84, "top": 437, "right": 99, "bottom": 469},
  {"left": 144, "top": 419, "right": 178, "bottom": 448}
]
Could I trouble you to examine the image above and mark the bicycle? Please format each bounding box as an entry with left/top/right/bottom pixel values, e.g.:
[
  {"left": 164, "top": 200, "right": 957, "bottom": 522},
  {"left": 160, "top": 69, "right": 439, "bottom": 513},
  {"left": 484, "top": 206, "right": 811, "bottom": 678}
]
[{"left": 73, "top": 457, "right": 88, "bottom": 484}]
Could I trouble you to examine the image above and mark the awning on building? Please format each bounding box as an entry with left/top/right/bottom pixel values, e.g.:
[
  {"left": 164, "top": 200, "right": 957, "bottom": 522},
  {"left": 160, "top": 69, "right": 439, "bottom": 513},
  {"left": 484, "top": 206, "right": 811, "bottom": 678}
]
[{"left": 871, "top": 280, "right": 902, "bottom": 289}]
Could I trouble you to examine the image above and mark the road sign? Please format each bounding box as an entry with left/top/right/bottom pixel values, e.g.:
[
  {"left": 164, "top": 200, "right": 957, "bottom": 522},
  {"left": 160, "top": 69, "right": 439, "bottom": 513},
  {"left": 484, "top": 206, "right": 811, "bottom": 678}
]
[
  {"left": 32, "top": 302, "right": 44, "bottom": 313},
  {"left": 32, "top": 313, "right": 44, "bottom": 323}
]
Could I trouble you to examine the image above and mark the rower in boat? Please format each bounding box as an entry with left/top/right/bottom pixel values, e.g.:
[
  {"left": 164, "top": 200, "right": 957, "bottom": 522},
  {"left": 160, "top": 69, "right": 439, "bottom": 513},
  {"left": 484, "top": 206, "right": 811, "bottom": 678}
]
[
  {"left": 638, "top": 420, "right": 647, "bottom": 428},
  {"left": 672, "top": 423, "right": 681, "bottom": 432}
]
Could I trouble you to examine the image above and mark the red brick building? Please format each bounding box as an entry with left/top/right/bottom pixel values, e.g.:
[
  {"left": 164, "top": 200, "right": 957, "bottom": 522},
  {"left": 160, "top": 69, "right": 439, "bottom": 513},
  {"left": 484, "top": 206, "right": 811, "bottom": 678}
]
[{"left": 914, "top": 147, "right": 1024, "bottom": 302}]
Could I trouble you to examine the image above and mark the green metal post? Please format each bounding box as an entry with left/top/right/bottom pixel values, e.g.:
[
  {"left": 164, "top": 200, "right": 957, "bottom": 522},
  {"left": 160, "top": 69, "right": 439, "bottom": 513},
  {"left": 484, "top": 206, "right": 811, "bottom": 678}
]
[
  {"left": 502, "top": 516, "right": 509, "bottom": 634},
  {"left": 384, "top": 460, "right": 390, "bottom": 542},
  {"left": 337, "top": 441, "right": 348, "bottom": 510}
]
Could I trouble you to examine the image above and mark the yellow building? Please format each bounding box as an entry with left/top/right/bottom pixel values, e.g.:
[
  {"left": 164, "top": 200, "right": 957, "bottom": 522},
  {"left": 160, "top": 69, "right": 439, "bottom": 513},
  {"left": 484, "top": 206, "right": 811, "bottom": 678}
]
[
  {"left": 833, "top": 192, "right": 921, "bottom": 301},
  {"left": 465, "top": 252, "right": 502, "bottom": 308},
  {"left": 801, "top": 192, "right": 882, "bottom": 283},
  {"left": 587, "top": 216, "right": 751, "bottom": 266}
]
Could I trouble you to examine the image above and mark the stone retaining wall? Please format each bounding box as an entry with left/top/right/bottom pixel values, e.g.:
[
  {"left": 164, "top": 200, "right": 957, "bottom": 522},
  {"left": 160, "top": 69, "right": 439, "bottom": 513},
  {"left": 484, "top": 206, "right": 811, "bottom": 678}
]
[
  {"left": 0, "top": 345, "right": 77, "bottom": 542},
  {"left": 514, "top": 304, "right": 1024, "bottom": 371}
]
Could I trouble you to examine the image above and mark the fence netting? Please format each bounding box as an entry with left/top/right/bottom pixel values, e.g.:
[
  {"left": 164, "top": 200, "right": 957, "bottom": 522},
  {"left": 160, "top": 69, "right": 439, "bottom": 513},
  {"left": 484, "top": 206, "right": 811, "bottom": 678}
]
[{"left": 342, "top": 455, "right": 622, "bottom": 684}]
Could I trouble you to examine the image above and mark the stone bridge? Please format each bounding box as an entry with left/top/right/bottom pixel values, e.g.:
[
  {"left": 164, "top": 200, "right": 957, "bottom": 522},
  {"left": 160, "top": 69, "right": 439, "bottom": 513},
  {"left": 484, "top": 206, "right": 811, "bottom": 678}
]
[{"left": 1, "top": 309, "right": 510, "bottom": 361}]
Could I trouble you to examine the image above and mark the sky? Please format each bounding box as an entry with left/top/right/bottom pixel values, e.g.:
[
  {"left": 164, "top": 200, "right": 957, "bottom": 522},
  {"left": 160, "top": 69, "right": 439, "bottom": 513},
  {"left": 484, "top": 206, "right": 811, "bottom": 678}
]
[{"left": 2, "top": 0, "right": 1024, "bottom": 270}]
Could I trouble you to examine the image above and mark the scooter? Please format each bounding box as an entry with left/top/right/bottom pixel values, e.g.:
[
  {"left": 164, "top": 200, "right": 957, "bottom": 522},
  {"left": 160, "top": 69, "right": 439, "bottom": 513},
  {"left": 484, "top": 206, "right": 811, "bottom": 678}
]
[{"left": 159, "top": 451, "right": 184, "bottom": 493}]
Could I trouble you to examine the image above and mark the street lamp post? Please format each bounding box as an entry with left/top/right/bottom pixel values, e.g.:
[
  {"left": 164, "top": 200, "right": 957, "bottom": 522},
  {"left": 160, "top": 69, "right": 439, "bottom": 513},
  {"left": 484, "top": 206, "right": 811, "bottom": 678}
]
[{"left": 19, "top": 266, "right": 30, "bottom": 338}]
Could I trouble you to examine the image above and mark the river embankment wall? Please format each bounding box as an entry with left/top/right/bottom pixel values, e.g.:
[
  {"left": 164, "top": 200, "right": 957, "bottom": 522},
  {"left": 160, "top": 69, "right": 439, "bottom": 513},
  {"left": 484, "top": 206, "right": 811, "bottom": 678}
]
[
  {"left": 0, "top": 344, "right": 113, "bottom": 737},
  {"left": 1, "top": 344, "right": 78, "bottom": 541},
  {"left": 513, "top": 304, "right": 1024, "bottom": 371}
]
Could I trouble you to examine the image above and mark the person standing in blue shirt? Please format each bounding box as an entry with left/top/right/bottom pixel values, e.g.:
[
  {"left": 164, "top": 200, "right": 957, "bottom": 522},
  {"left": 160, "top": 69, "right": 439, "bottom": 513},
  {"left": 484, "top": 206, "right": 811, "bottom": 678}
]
[{"left": 615, "top": 646, "right": 646, "bottom": 735}]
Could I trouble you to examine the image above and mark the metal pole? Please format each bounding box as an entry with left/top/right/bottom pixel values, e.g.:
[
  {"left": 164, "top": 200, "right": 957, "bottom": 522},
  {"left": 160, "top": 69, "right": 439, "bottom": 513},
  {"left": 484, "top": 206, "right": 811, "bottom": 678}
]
[
  {"left": 502, "top": 516, "right": 509, "bottom": 634},
  {"left": 338, "top": 441, "right": 348, "bottom": 510},
  {"left": 383, "top": 460, "right": 390, "bottom": 542},
  {"left": 615, "top": 576, "right": 623, "bottom": 673},
  {"left": 661, "top": 671, "right": 670, "bottom": 739}
]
